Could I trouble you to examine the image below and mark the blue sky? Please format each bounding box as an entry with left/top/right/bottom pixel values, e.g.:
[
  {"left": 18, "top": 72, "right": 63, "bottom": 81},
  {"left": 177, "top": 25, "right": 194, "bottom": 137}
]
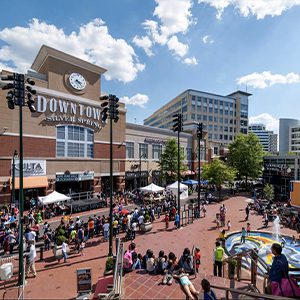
[{"left": 1, "top": 0, "right": 300, "bottom": 133}]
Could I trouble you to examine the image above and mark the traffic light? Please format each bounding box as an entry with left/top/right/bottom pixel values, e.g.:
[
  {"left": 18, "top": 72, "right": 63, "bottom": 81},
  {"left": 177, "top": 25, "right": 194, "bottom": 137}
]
[
  {"left": 101, "top": 101, "right": 109, "bottom": 122},
  {"left": 25, "top": 77, "right": 36, "bottom": 112},
  {"left": 6, "top": 91, "right": 15, "bottom": 110},
  {"left": 108, "top": 95, "right": 119, "bottom": 123},
  {"left": 172, "top": 113, "right": 183, "bottom": 132},
  {"left": 197, "top": 122, "right": 203, "bottom": 139}
]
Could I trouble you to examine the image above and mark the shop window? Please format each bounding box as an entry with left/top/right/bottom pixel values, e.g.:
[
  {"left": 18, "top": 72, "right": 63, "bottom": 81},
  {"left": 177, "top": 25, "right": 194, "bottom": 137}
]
[
  {"left": 56, "top": 125, "right": 94, "bottom": 158},
  {"left": 152, "top": 144, "right": 162, "bottom": 160},
  {"left": 126, "top": 142, "right": 134, "bottom": 159}
]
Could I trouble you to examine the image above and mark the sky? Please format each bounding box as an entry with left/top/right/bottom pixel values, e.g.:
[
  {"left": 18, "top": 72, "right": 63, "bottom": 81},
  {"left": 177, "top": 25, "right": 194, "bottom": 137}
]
[{"left": 1, "top": 0, "right": 300, "bottom": 134}]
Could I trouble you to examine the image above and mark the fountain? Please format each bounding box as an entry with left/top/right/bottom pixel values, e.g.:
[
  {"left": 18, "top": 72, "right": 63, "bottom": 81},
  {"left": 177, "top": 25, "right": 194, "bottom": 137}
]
[
  {"left": 225, "top": 231, "right": 300, "bottom": 275},
  {"left": 273, "top": 216, "right": 281, "bottom": 242}
]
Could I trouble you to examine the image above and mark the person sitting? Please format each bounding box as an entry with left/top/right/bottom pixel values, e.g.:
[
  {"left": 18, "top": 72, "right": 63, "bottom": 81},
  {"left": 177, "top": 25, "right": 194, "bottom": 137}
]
[
  {"left": 146, "top": 250, "right": 156, "bottom": 274},
  {"left": 178, "top": 248, "right": 194, "bottom": 275},
  {"left": 173, "top": 268, "right": 199, "bottom": 300},
  {"left": 201, "top": 279, "right": 217, "bottom": 300},
  {"left": 155, "top": 250, "right": 166, "bottom": 275},
  {"left": 162, "top": 252, "right": 177, "bottom": 285}
]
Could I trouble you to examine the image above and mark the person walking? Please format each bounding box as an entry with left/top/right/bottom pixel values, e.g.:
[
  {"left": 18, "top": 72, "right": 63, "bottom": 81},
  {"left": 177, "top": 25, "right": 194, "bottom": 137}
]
[
  {"left": 213, "top": 241, "right": 224, "bottom": 277},
  {"left": 25, "top": 240, "right": 37, "bottom": 278},
  {"left": 61, "top": 240, "right": 68, "bottom": 263},
  {"left": 245, "top": 205, "right": 250, "bottom": 221},
  {"left": 241, "top": 227, "right": 247, "bottom": 244}
]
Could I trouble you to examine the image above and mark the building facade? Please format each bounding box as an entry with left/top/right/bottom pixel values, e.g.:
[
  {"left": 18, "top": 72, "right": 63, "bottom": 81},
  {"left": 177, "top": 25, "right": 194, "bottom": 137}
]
[
  {"left": 0, "top": 45, "right": 126, "bottom": 206},
  {"left": 125, "top": 123, "right": 208, "bottom": 190},
  {"left": 279, "top": 118, "right": 300, "bottom": 155},
  {"left": 143, "top": 89, "right": 251, "bottom": 144},
  {"left": 248, "top": 124, "right": 278, "bottom": 154},
  {"left": 263, "top": 155, "right": 300, "bottom": 201},
  {"left": 289, "top": 126, "right": 300, "bottom": 155}
]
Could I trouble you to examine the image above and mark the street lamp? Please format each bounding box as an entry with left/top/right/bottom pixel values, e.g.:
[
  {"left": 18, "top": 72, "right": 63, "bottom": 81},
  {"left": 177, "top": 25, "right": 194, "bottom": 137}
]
[
  {"left": 1, "top": 73, "right": 36, "bottom": 289},
  {"left": 100, "top": 94, "right": 119, "bottom": 257},
  {"left": 11, "top": 150, "right": 18, "bottom": 211},
  {"left": 139, "top": 153, "right": 146, "bottom": 188}
]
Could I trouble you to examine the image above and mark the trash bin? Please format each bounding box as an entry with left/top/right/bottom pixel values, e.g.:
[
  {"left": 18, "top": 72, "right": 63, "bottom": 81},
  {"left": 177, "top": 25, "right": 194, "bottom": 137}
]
[{"left": 0, "top": 263, "right": 13, "bottom": 280}]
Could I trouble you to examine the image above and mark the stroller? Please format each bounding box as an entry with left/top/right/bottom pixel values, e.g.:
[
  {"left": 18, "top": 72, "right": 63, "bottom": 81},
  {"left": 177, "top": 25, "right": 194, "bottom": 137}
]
[{"left": 125, "top": 228, "right": 134, "bottom": 241}]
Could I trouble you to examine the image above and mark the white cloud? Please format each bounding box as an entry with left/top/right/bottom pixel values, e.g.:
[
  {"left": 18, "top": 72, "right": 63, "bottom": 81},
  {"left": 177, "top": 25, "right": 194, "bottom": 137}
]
[
  {"left": 132, "top": 35, "right": 154, "bottom": 57},
  {"left": 183, "top": 56, "right": 198, "bottom": 65},
  {"left": 0, "top": 18, "right": 145, "bottom": 83},
  {"left": 167, "top": 36, "right": 189, "bottom": 57},
  {"left": 199, "top": 0, "right": 300, "bottom": 20},
  {"left": 120, "top": 93, "right": 149, "bottom": 108},
  {"left": 202, "top": 35, "right": 214, "bottom": 44},
  {"left": 139, "top": 0, "right": 196, "bottom": 64},
  {"left": 237, "top": 71, "right": 300, "bottom": 89},
  {"left": 249, "top": 113, "right": 279, "bottom": 133}
]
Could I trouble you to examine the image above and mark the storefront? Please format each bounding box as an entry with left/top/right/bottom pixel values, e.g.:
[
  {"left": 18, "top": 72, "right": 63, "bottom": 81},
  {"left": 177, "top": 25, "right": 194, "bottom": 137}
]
[
  {"left": 0, "top": 45, "right": 126, "bottom": 204},
  {"left": 125, "top": 171, "right": 149, "bottom": 190}
]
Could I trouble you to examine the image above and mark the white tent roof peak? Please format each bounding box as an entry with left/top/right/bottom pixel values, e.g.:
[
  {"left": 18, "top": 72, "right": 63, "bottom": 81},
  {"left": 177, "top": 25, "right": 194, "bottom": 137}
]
[
  {"left": 140, "top": 183, "right": 165, "bottom": 192},
  {"left": 38, "top": 191, "right": 71, "bottom": 205}
]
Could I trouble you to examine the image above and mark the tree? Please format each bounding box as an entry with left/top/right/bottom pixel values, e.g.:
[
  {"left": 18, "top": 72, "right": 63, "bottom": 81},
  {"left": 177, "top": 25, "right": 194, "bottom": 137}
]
[
  {"left": 263, "top": 183, "right": 274, "bottom": 202},
  {"left": 159, "top": 138, "right": 187, "bottom": 184},
  {"left": 228, "top": 133, "right": 264, "bottom": 190},
  {"left": 202, "top": 159, "right": 236, "bottom": 200}
]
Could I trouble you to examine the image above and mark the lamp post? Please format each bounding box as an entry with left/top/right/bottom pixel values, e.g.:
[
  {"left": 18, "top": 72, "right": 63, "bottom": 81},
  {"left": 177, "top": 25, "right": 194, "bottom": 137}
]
[
  {"left": 197, "top": 123, "right": 203, "bottom": 210},
  {"left": 11, "top": 150, "right": 18, "bottom": 211}
]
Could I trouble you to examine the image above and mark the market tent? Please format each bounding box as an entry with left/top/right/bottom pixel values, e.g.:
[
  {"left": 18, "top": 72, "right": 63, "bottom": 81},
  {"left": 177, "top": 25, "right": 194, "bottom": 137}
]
[
  {"left": 182, "top": 179, "right": 198, "bottom": 185},
  {"left": 38, "top": 191, "right": 71, "bottom": 205},
  {"left": 140, "top": 183, "right": 165, "bottom": 193},
  {"left": 166, "top": 181, "right": 189, "bottom": 200}
]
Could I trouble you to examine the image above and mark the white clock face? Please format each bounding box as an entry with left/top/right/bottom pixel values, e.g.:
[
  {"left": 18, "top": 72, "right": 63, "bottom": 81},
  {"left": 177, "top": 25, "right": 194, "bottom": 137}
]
[{"left": 69, "top": 73, "right": 86, "bottom": 90}]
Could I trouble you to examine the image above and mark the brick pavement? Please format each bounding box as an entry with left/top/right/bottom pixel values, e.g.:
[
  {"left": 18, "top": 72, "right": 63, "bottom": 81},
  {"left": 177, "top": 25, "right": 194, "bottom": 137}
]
[{"left": 0, "top": 196, "right": 298, "bottom": 299}]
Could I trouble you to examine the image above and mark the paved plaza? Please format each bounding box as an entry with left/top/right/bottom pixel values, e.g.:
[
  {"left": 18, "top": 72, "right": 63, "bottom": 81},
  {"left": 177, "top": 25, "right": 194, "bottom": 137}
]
[{"left": 0, "top": 195, "right": 297, "bottom": 299}]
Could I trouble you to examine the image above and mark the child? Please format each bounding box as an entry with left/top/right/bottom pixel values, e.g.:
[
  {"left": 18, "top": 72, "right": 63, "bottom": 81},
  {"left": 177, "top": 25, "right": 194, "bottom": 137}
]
[
  {"left": 241, "top": 227, "right": 246, "bottom": 244},
  {"left": 201, "top": 278, "right": 217, "bottom": 300},
  {"left": 165, "top": 213, "right": 169, "bottom": 229},
  {"left": 194, "top": 247, "right": 201, "bottom": 273},
  {"left": 79, "top": 240, "right": 85, "bottom": 256},
  {"left": 173, "top": 268, "right": 199, "bottom": 300},
  {"left": 216, "top": 214, "right": 220, "bottom": 229},
  {"left": 246, "top": 223, "right": 251, "bottom": 236},
  {"left": 227, "top": 220, "right": 231, "bottom": 231}
]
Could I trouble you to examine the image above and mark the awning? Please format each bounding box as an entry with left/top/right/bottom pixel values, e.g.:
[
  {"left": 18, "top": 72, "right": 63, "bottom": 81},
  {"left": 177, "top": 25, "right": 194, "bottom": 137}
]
[{"left": 10, "top": 176, "right": 48, "bottom": 189}]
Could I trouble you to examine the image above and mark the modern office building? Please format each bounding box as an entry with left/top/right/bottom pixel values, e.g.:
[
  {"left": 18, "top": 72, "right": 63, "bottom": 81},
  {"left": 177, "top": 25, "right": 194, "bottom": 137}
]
[
  {"left": 279, "top": 118, "right": 300, "bottom": 155},
  {"left": 248, "top": 124, "right": 278, "bottom": 153},
  {"left": 289, "top": 126, "right": 300, "bottom": 155},
  {"left": 0, "top": 45, "right": 126, "bottom": 206},
  {"left": 263, "top": 155, "right": 300, "bottom": 200},
  {"left": 144, "top": 89, "right": 252, "bottom": 144}
]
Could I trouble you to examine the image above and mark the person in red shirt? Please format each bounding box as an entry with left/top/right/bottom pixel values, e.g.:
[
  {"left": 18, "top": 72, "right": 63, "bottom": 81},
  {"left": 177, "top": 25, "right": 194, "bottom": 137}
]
[{"left": 194, "top": 247, "right": 201, "bottom": 273}]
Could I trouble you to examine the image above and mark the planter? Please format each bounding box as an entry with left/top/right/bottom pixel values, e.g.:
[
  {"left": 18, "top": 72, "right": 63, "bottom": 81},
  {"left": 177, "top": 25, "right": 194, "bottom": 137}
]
[{"left": 140, "top": 222, "right": 152, "bottom": 233}]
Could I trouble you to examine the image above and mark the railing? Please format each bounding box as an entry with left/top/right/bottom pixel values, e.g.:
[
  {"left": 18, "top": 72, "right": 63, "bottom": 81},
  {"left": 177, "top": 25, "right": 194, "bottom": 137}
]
[
  {"left": 210, "top": 284, "right": 292, "bottom": 300},
  {"left": 68, "top": 191, "right": 95, "bottom": 202},
  {"left": 102, "top": 238, "right": 124, "bottom": 300}
]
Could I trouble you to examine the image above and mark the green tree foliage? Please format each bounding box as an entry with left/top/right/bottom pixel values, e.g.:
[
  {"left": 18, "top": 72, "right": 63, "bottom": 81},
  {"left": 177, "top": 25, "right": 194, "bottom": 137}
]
[
  {"left": 263, "top": 183, "right": 274, "bottom": 202},
  {"left": 202, "top": 159, "right": 236, "bottom": 200},
  {"left": 228, "top": 133, "right": 264, "bottom": 189},
  {"left": 159, "top": 138, "right": 187, "bottom": 184}
]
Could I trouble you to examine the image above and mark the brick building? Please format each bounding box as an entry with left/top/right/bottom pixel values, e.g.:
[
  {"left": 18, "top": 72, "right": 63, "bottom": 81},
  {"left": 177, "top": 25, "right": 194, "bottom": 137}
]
[{"left": 0, "top": 45, "right": 126, "bottom": 206}]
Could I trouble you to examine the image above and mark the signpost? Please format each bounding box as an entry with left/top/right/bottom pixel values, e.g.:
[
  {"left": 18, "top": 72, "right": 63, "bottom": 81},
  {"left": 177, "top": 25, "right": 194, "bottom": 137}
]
[{"left": 76, "top": 268, "right": 92, "bottom": 294}]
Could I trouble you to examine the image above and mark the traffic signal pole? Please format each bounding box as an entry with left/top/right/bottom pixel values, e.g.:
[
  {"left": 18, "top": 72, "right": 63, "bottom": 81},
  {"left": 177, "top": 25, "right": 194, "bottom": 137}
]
[
  {"left": 177, "top": 129, "right": 180, "bottom": 228},
  {"left": 197, "top": 123, "right": 203, "bottom": 211}
]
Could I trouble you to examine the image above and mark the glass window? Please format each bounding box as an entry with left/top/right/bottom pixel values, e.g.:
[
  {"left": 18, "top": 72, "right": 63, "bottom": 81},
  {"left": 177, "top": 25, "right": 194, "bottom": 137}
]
[
  {"left": 214, "top": 134, "right": 218, "bottom": 139},
  {"left": 220, "top": 110, "right": 223, "bottom": 114},
  {"left": 224, "top": 135, "right": 228, "bottom": 140},
  {"left": 139, "top": 143, "right": 148, "bottom": 158},
  {"left": 209, "top": 108, "right": 213, "bottom": 113},
  {"left": 214, "top": 99, "right": 218, "bottom": 105},
  {"left": 152, "top": 144, "right": 162, "bottom": 160},
  {"left": 182, "top": 105, "right": 188, "bottom": 112},
  {"left": 203, "top": 107, "right": 207, "bottom": 112},
  {"left": 56, "top": 125, "right": 94, "bottom": 158},
  {"left": 203, "top": 115, "right": 207, "bottom": 121},
  {"left": 214, "top": 125, "right": 218, "bottom": 131},
  {"left": 126, "top": 142, "right": 134, "bottom": 159},
  {"left": 192, "top": 95, "right": 196, "bottom": 100},
  {"left": 220, "top": 101, "right": 223, "bottom": 105},
  {"left": 214, "top": 117, "right": 218, "bottom": 122},
  {"left": 219, "top": 118, "right": 223, "bottom": 123},
  {"left": 209, "top": 116, "right": 213, "bottom": 122},
  {"left": 191, "top": 114, "right": 195, "bottom": 120},
  {"left": 208, "top": 125, "right": 213, "bottom": 131},
  {"left": 219, "top": 134, "right": 223, "bottom": 139},
  {"left": 209, "top": 99, "right": 213, "bottom": 104},
  {"left": 214, "top": 108, "right": 218, "bottom": 114},
  {"left": 197, "top": 115, "right": 201, "bottom": 120},
  {"left": 208, "top": 133, "right": 212, "bottom": 139}
]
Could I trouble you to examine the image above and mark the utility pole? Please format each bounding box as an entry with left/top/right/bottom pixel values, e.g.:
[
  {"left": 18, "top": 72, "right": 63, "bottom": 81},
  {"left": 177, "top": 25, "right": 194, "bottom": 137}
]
[
  {"left": 197, "top": 123, "right": 203, "bottom": 211},
  {"left": 172, "top": 113, "right": 183, "bottom": 228}
]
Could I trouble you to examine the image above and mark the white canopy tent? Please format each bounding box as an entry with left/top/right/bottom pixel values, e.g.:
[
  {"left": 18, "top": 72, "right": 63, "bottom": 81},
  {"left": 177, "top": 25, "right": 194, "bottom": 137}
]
[
  {"left": 140, "top": 183, "right": 165, "bottom": 193},
  {"left": 38, "top": 191, "right": 71, "bottom": 205},
  {"left": 166, "top": 181, "right": 189, "bottom": 200}
]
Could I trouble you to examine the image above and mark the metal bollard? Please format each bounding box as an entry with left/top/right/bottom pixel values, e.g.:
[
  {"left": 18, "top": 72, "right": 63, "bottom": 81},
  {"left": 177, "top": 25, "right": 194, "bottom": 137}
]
[{"left": 39, "top": 246, "right": 44, "bottom": 261}]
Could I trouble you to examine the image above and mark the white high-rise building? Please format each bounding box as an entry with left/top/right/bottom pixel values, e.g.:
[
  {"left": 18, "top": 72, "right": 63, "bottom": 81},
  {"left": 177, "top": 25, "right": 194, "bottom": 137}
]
[{"left": 248, "top": 124, "right": 278, "bottom": 154}]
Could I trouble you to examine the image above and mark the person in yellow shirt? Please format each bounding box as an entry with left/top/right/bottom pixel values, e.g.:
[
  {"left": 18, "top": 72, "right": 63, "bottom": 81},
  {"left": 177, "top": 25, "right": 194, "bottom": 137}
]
[{"left": 112, "top": 219, "right": 119, "bottom": 238}]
